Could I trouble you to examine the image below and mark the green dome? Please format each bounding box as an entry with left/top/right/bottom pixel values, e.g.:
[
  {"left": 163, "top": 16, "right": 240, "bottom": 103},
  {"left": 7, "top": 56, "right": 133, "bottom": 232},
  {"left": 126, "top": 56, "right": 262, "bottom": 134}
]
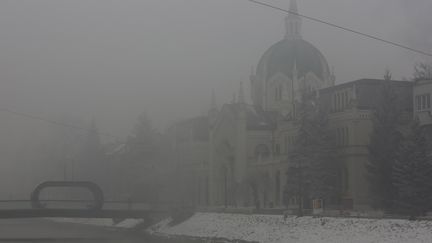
[{"left": 256, "top": 38, "right": 330, "bottom": 81}]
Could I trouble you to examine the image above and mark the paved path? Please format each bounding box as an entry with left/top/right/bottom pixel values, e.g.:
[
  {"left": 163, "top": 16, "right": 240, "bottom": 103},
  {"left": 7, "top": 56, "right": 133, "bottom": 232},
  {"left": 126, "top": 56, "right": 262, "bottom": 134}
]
[{"left": 0, "top": 219, "right": 146, "bottom": 242}]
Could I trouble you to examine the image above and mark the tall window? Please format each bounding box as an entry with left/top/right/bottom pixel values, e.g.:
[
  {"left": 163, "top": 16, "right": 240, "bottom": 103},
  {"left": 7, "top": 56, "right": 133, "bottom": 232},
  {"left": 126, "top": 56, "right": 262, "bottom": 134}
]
[
  {"left": 275, "top": 171, "right": 280, "bottom": 205},
  {"left": 416, "top": 94, "right": 431, "bottom": 111},
  {"left": 336, "top": 93, "right": 340, "bottom": 111},
  {"left": 332, "top": 90, "right": 351, "bottom": 112},
  {"left": 345, "top": 91, "right": 349, "bottom": 106},
  {"left": 336, "top": 127, "right": 349, "bottom": 146}
]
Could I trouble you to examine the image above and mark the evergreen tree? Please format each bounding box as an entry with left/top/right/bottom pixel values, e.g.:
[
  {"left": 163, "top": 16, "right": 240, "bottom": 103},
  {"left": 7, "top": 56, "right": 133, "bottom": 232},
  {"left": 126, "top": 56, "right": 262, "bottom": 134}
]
[
  {"left": 393, "top": 122, "right": 432, "bottom": 217},
  {"left": 366, "top": 80, "right": 402, "bottom": 210},
  {"left": 367, "top": 81, "right": 402, "bottom": 211},
  {"left": 285, "top": 92, "right": 340, "bottom": 216}
]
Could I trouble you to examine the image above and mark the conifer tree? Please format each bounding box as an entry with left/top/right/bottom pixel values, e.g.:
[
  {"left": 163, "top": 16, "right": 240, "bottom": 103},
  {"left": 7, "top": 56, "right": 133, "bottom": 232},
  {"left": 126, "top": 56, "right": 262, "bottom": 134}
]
[
  {"left": 393, "top": 122, "right": 432, "bottom": 217},
  {"left": 285, "top": 92, "right": 340, "bottom": 216},
  {"left": 367, "top": 81, "right": 402, "bottom": 211}
]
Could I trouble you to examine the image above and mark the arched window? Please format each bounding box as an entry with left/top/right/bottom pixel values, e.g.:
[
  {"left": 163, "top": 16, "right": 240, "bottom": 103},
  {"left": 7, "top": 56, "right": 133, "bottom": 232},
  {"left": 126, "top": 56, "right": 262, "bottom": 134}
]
[{"left": 255, "top": 144, "right": 270, "bottom": 159}]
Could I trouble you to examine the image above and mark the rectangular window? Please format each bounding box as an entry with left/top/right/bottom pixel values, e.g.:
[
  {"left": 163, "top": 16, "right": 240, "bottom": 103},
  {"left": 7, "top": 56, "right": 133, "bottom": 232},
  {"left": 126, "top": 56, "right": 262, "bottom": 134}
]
[
  {"left": 345, "top": 92, "right": 348, "bottom": 108},
  {"left": 332, "top": 94, "right": 336, "bottom": 112},
  {"left": 416, "top": 95, "right": 421, "bottom": 111},
  {"left": 427, "top": 94, "right": 431, "bottom": 109},
  {"left": 416, "top": 94, "right": 431, "bottom": 111},
  {"left": 344, "top": 91, "right": 349, "bottom": 108},
  {"left": 336, "top": 93, "right": 340, "bottom": 111},
  {"left": 340, "top": 93, "right": 343, "bottom": 110}
]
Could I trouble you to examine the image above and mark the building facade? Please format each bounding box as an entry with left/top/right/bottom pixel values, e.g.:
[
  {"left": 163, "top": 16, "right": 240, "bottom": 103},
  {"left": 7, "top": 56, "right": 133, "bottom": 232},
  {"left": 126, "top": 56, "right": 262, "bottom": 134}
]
[{"left": 167, "top": 0, "right": 420, "bottom": 210}]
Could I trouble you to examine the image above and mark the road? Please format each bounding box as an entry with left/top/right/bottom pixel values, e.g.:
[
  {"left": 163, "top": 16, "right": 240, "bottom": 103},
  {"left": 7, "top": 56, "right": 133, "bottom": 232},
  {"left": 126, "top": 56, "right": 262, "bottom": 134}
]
[{"left": 0, "top": 219, "right": 147, "bottom": 243}]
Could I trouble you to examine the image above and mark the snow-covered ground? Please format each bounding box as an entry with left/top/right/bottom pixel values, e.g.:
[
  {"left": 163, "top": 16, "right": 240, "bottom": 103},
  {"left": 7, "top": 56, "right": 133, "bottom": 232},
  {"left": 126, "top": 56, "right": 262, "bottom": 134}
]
[
  {"left": 148, "top": 212, "right": 432, "bottom": 243},
  {"left": 49, "top": 218, "right": 144, "bottom": 228}
]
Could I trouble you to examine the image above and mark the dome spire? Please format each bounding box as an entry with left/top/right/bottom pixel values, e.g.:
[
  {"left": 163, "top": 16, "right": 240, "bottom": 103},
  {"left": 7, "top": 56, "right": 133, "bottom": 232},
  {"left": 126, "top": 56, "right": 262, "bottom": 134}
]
[
  {"left": 285, "top": 0, "right": 302, "bottom": 39},
  {"left": 289, "top": 0, "right": 298, "bottom": 13},
  {"left": 238, "top": 82, "right": 245, "bottom": 104}
]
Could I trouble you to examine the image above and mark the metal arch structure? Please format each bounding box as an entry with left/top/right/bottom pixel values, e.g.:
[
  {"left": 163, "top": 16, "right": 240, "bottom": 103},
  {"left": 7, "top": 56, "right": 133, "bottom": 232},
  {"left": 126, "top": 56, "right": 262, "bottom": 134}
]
[{"left": 30, "top": 181, "right": 104, "bottom": 210}]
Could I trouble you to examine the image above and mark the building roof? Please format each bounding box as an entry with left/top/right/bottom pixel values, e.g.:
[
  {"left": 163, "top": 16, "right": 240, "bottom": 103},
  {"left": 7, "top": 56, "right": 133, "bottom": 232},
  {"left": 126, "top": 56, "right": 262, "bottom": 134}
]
[
  {"left": 319, "top": 79, "right": 413, "bottom": 112},
  {"left": 256, "top": 38, "right": 330, "bottom": 80},
  {"left": 319, "top": 79, "right": 412, "bottom": 93}
]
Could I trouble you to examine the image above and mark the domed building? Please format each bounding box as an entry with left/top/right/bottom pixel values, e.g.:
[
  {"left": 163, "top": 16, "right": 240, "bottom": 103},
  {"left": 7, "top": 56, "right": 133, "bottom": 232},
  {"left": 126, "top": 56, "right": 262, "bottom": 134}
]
[
  {"left": 203, "top": 0, "right": 338, "bottom": 208},
  {"left": 169, "top": 0, "right": 338, "bottom": 209},
  {"left": 166, "top": 0, "right": 414, "bottom": 211},
  {"left": 251, "top": 0, "right": 334, "bottom": 115}
]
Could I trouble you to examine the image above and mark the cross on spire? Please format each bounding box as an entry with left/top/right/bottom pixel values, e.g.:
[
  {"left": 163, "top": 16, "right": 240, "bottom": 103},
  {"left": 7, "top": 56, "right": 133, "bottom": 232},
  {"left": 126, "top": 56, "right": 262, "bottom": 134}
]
[{"left": 289, "top": 0, "right": 298, "bottom": 13}]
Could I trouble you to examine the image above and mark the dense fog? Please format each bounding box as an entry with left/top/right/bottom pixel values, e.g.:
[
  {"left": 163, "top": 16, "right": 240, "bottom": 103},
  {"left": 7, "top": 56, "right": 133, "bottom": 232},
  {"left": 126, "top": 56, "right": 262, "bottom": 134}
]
[{"left": 0, "top": 0, "right": 431, "bottom": 199}]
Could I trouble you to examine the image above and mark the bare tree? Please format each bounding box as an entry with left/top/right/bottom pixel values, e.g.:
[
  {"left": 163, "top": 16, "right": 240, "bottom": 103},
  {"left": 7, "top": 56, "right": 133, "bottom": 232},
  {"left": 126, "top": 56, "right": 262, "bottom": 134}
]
[{"left": 384, "top": 68, "right": 392, "bottom": 80}]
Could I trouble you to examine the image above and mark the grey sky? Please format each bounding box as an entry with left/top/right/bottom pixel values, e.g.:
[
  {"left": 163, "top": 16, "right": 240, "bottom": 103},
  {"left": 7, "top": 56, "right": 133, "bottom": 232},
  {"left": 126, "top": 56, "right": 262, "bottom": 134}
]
[{"left": 0, "top": 0, "right": 431, "bottom": 143}]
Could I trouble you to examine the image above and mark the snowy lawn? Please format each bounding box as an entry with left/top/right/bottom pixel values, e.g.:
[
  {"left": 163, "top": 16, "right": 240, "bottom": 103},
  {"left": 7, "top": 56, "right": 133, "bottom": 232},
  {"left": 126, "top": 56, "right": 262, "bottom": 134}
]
[{"left": 148, "top": 212, "right": 432, "bottom": 243}]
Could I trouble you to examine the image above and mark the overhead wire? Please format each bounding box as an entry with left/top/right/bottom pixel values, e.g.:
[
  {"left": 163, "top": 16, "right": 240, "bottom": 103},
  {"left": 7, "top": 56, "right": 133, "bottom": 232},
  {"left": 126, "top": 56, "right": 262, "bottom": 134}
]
[
  {"left": 0, "top": 107, "right": 139, "bottom": 148},
  {"left": 2, "top": 1, "right": 431, "bottom": 141},
  {"left": 1, "top": 107, "right": 160, "bottom": 147},
  {"left": 247, "top": 0, "right": 432, "bottom": 57}
]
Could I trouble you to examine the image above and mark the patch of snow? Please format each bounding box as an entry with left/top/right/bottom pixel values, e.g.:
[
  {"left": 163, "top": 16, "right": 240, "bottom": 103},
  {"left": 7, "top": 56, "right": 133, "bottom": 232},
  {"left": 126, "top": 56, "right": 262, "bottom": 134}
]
[
  {"left": 148, "top": 212, "right": 432, "bottom": 243},
  {"left": 115, "top": 219, "right": 144, "bottom": 228}
]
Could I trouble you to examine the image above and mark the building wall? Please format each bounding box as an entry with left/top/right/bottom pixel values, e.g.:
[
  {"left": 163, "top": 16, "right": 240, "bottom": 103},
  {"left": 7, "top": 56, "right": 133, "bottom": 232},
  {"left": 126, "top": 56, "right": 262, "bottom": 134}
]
[
  {"left": 167, "top": 117, "right": 210, "bottom": 206},
  {"left": 169, "top": 79, "right": 415, "bottom": 210},
  {"left": 413, "top": 80, "right": 432, "bottom": 125},
  {"left": 320, "top": 80, "right": 412, "bottom": 209}
]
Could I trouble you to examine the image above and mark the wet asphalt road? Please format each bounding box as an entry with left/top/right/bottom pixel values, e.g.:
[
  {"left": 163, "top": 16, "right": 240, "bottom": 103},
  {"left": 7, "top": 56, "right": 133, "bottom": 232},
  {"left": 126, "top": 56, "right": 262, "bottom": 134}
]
[{"left": 0, "top": 219, "right": 146, "bottom": 243}]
